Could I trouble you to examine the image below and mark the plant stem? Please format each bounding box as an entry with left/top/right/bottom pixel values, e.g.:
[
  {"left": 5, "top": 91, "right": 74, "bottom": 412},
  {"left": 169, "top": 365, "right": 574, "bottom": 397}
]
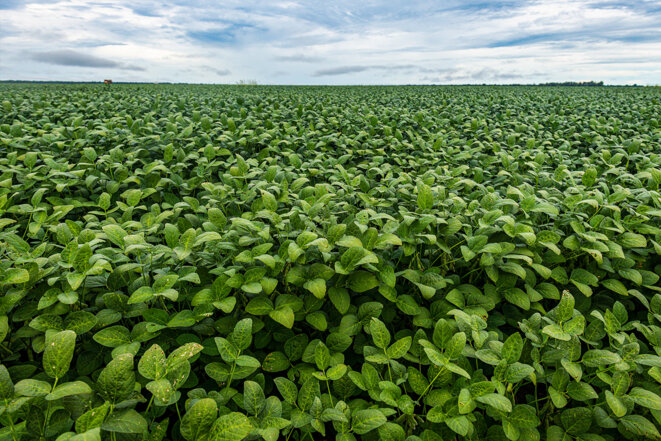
[
  {"left": 384, "top": 350, "right": 393, "bottom": 382},
  {"left": 325, "top": 378, "right": 334, "bottom": 407},
  {"left": 175, "top": 401, "right": 182, "bottom": 422},
  {"left": 418, "top": 368, "right": 443, "bottom": 401},
  {"left": 225, "top": 361, "right": 236, "bottom": 390},
  {"left": 4, "top": 398, "right": 18, "bottom": 441}
]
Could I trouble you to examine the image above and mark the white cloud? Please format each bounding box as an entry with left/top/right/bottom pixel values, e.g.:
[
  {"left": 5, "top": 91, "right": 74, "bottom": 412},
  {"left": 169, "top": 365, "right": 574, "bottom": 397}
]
[{"left": 0, "top": 0, "right": 659, "bottom": 84}]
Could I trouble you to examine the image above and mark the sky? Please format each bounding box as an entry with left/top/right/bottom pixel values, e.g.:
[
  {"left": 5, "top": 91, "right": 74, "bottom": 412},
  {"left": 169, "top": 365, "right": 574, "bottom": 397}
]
[{"left": 0, "top": 0, "right": 660, "bottom": 85}]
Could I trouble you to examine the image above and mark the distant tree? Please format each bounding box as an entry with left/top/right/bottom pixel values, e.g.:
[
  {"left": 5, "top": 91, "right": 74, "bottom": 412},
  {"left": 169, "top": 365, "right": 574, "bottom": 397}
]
[{"left": 537, "top": 81, "right": 604, "bottom": 87}]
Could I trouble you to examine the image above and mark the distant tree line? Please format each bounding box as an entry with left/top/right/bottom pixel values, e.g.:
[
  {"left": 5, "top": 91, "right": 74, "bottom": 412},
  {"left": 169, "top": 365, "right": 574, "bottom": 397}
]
[{"left": 537, "top": 81, "right": 604, "bottom": 87}]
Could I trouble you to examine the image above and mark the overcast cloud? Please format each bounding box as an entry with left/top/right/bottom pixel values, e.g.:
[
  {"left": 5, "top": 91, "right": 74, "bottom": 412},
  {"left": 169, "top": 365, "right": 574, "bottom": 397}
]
[{"left": 1, "top": 0, "right": 659, "bottom": 84}]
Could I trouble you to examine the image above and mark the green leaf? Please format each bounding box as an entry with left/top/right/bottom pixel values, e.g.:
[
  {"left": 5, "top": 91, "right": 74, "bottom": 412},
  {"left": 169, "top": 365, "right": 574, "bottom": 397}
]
[
  {"left": 326, "top": 364, "right": 347, "bottom": 380},
  {"left": 101, "top": 409, "right": 148, "bottom": 434},
  {"left": 328, "top": 287, "right": 350, "bottom": 314},
  {"left": 93, "top": 325, "right": 131, "bottom": 348},
  {"left": 180, "top": 398, "right": 218, "bottom": 441},
  {"left": 96, "top": 353, "right": 135, "bottom": 404},
  {"left": 503, "top": 287, "right": 530, "bottom": 310},
  {"left": 75, "top": 402, "right": 110, "bottom": 433},
  {"left": 297, "top": 377, "right": 319, "bottom": 412},
  {"left": 46, "top": 380, "right": 92, "bottom": 401},
  {"left": 304, "top": 278, "right": 326, "bottom": 299},
  {"left": 245, "top": 296, "right": 274, "bottom": 315},
  {"left": 269, "top": 306, "right": 294, "bottom": 329},
  {"left": 619, "top": 415, "right": 661, "bottom": 440},
  {"left": 387, "top": 336, "right": 412, "bottom": 359},
  {"left": 69, "top": 428, "right": 102, "bottom": 441},
  {"left": 605, "top": 390, "right": 627, "bottom": 417},
  {"left": 556, "top": 291, "right": 574, "bottom": 322},
  {"left": 43, "top": 330, "right": 76, "bottom": 379},
  {"left": 542, "top": 324, "right": 571, "bottom": 341},
  {"left": 102, "top": 224, "right": 127, "bottom": 248},
  {"left": 14, "top": 378, "right": 51, "bottom": 397},
  {"left": 566, "top": 382, "right": 598, "bottom": 401},
  {"left": 65, "top": 311, "right": 97, "bottom": 334},
  {"left": 231, "top": 318, "right": 252, "bottom": 351},
  {"left": 417, "top": 183, "right": 434, "bottom": 210},
  {"left": 306, "top": 311, "right": 327, "bottom": 331},
  {"left": 628, "top": 387, "right": 661, "bottom": 410},
  {"left": 505, "top": 363, "right": 534, "bottom": 383},
  {"left": 209, "top": 412, "right": 252, "bottom": 441},
  {"left": 510, "top": 405, "right": 540, "bottom": 429},
  {"left": 138, "top": 344, "right": 166, "bottom": 380},
  {"left": 314, "top": 342, "right": 330, "bottom": 370},
  {"left": 0, "top": 316, "right": 7, "bottom": 342},
  {"left": 352, "top": 409, "right": 387, "bottom": 435},
  {"left": 570, "top": 268, "right": 598, "bottom": 286},
  {"left": 273, "top": 377, "right": 298, "bottom": 405},
  {"left": 215, "top": 337, "right": 239, "bottom": 363},
  {"left": 561, "top": 407, "right": 592, "bottom": 435},
  {"left": 445, "top": 415, "right": 471, "bottom": 436},
  {"left": 146, "top": 379, "right": 174, "bottom": 404},
  {"left": 73, "top": 243, "right": 92, "bottom": 273},
  {"left": 0, "top": 267, "right": 29, "bottom": 284},
  {"left": 601, "top": 279, "right": 628, "bottom": 296},
  {"left": 243, "top": 381, "right": 265, "bottom": 416},
  {"left": 0, "top": 364, "right": 13, "bottom": 400},
  {"left": 347, "top": 270, "right": 379, "bottom": 292},
  {"left": 445, "top": 332, "right": 466, "bottom": 359},
  {"left": 476, "top": 393, "right": 512, "bottom": 412},
  {"left": 582, "top": 350, "right": 621, "bottom": 367},
  {"left": 502, "top": 333, "right": 523, "bottom": 363},
  {"left": 619, "top": 232, "right": 647, "bottom": 248},
  {"left": 369, "top": 318, "right": 391, "bottom": 349}
]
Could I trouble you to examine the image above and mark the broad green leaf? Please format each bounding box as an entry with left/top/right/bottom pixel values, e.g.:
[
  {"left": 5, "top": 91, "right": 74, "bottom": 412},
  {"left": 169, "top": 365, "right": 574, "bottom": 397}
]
[
  {"left": 619, "top": 415, "right": 661, "bottom": 440},
  {"left": 273, "top": 377, "right": 298, "bottom": 405},
  {"left": 14, "top": 378, "right": 51, "bottom": 397},
  {"left": 369, "top": 318, "right": 391, "bottom": 349},
  {"left": 231, "top": 318, "right": 252, "bottom": 351},
  {"left": 243, "top": 380, "right": 265, "bottom": 416},
  {"left": 347, "top": 270, "right": 379, "bottom": 292},
  {"left": 387, "top": 336, "right": 412, "bottom": 359},
  {"left": 0, "top": 364, "right": 13, "bottom": 400},
  {"left": 101, "top": 409, "right": 148, "bottom": 434},
  {"left": 605, "top": 390, "right": 626, "bottom": 417},
  {"left": 501, "top": 333, "right": 523, "bottom": 363},
  {"left": 180, "top": 398, "right": 218, "bottom": 441},
  {"left": 582, "top": 350, "right": 621, "bottom": 367},
  {"left": 96, "top": 353, "right": 135, "bottom": 403},
  {"left": 628, "top": 387, "right": 661, "bottom": 410},
  {"left": 102, "top": 224, "right": 127, "bottom": 248},
  {"left": 476, "top": 393, "right": 512, "bottom": 412},
  {"left": 352, "top": 409, "right": 387, "bottom": 435},
  {"left": 138, "top": 344, "right": 166, "bottom": 380},
  {"left": 146, "top": 379, "right": 174, "bottom": 404},
  {"left": 209, "top": 412, "right": 252, "bottom": 441},
  {"left": 269, "top": 306, "right": 294, "bottom": 329},
  {"left": 43, "top": 330, "right": 76, "bottom": 379},
  {"left": 46, "top": 380, "right": 92, "bottom": 400},
  {"left": 93, "top": 325, "right": 131, "bottom": 348},
  {"left": 304, "top": 278, "right": 326, "bottom": 299}
]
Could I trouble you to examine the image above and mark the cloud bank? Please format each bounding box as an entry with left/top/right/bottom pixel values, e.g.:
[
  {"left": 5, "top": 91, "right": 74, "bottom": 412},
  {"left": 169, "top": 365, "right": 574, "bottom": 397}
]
[{"left": 1, "top": 0, "right": 659, "bottom": 84}]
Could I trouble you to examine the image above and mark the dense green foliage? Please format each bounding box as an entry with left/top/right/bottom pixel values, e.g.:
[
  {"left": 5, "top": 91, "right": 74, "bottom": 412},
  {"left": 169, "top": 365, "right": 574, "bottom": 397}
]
[{"left": 1, "top": 84, "right": 661, "bottom": 441}]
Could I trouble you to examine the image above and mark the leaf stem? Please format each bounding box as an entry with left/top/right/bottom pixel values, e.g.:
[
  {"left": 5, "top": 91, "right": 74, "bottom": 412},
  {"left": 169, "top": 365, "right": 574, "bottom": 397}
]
[
  {"left": 4, "top": 398, "right": 18, "bottom": 441},
  {"left": 418, "top": 368, "right": 443, "bottom": 401},
  {"left": 325, "top": 377, "right": 334, "bottom": 407}
]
